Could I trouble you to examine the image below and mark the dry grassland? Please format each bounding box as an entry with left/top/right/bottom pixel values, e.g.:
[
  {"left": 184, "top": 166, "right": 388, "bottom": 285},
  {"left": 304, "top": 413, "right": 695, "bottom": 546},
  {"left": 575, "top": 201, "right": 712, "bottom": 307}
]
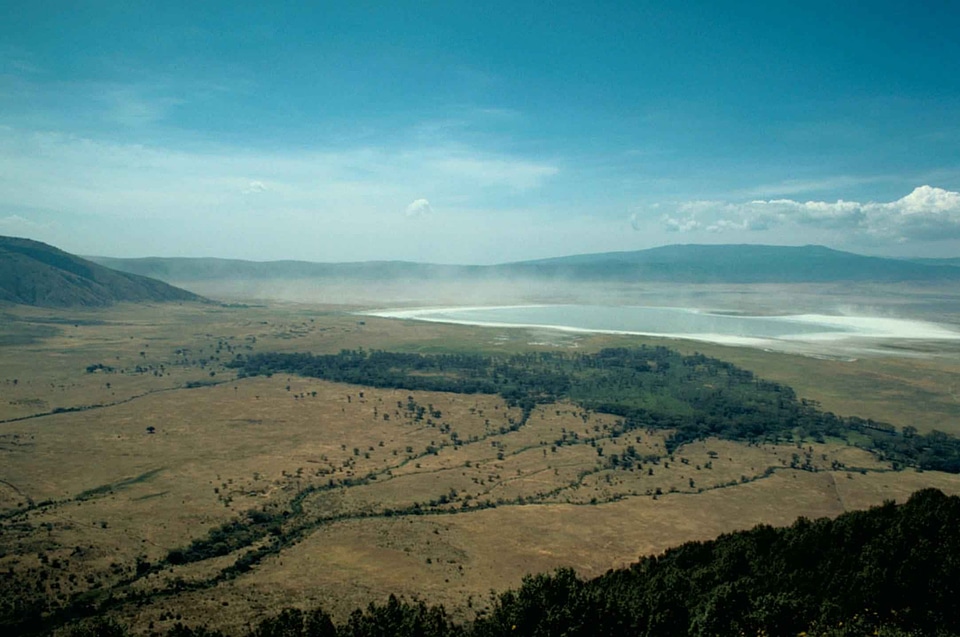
[
  {"left": 1, "top": 301, "right": 960, "bottom": 634},
  {"left": 659, "top": 339, "right": 960, "bottom": 435}
]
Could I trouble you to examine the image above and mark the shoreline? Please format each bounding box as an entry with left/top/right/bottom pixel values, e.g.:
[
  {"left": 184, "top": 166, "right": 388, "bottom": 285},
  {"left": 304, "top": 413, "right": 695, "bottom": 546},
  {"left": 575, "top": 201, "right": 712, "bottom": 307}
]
[{"left": 360, "top": 304, "right": 960, "bottom": 354}]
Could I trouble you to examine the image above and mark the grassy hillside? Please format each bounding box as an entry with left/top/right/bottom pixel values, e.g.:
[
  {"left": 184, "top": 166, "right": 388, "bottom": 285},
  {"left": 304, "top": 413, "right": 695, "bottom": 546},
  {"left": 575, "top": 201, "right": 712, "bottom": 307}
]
[{"left": 0, "top": 236, "right": 205, "bottom": 307}]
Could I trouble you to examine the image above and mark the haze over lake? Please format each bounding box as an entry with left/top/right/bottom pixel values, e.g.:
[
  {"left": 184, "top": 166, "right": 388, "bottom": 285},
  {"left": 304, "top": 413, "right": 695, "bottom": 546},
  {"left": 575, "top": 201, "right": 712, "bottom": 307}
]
[{"left": 368, "top": 305, "right": 960, "bottom": 356}]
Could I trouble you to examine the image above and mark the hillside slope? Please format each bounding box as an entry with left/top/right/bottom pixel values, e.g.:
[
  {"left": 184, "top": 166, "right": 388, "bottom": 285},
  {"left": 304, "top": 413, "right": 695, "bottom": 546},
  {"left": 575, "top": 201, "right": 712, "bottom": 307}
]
[
  {"left": 907, "top": 256, "right": 960, "bottom": 268},
  {"left": 0, "top": 236, "right": 205, "bottom": 307},
  {"left": 24, "top": 488, "right": 960, "bottom": 636},
  {"left": 89, "top": 255, "right": 474, "bottom": 281}
]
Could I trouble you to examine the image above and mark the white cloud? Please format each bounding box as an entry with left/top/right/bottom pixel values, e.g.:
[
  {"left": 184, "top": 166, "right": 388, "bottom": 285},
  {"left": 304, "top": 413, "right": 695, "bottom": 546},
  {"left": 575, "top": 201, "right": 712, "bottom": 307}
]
[
  {"left": 878, "top": 185, "right": 960, "bottom": 240},
  {"left": 656, "top": 186, "right": 960, "bottom": 242},
  {"left": 242, "top": 180, "right": 267, "bottom": 194},
  {"left": 405, "top": 198, "right": 433, "bottom": 217},
  {"left": 889, "top": 184, "right": 960, "bottom": 214},
  {"left": 662, "top": 215, "right": 701, "bottom": 232}
]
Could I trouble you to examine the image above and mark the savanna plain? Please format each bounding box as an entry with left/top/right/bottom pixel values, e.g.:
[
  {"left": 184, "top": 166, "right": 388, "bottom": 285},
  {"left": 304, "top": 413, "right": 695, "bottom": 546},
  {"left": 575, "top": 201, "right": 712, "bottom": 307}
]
[{"left": 3, "top": 280, "right": 960, "bottom": 635}]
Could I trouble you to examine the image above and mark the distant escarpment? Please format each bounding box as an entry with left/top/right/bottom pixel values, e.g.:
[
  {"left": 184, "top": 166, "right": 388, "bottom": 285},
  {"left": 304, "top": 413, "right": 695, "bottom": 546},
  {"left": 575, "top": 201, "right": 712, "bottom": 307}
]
[
  {"left": 92, "top": 244, "right": 960, "bottom": 285},
  {"left": 0, "top": 236, "right": 205, "bottom": 307},
  {"left": 507, "top": 243, "right": 960, "bottom": 283}
]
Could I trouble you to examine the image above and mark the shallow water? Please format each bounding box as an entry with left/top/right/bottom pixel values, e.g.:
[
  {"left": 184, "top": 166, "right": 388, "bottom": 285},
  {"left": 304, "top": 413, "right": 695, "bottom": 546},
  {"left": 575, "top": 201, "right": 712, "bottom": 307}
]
[
  {"left": 366, "top": 304, "right": 960, "bottom": 353},
  {"left": 406, "top": 305, "right": 847, "bottom": 338}
]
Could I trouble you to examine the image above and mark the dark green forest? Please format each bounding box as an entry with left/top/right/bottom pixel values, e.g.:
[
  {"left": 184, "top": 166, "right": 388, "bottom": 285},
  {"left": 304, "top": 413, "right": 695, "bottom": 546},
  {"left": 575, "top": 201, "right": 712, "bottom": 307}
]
[
  {"left": 228, "top": 347, "right": 960, "bottom": 472},
  {"left": 67, "top": 489, "right": 960, "bottom": 636}
]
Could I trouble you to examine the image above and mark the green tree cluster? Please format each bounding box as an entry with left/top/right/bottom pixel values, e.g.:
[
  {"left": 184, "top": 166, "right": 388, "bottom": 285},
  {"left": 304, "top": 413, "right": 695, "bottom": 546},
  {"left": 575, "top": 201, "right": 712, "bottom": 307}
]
[{"left": 229, "top": 347, "right": 960, "bottom": 471}]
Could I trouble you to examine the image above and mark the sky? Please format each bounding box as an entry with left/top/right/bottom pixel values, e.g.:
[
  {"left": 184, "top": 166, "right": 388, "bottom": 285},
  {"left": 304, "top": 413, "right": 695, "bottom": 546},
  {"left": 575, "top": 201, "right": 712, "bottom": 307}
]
[{"left": 1, "top": 1, "right": 959, "bottom": 264}]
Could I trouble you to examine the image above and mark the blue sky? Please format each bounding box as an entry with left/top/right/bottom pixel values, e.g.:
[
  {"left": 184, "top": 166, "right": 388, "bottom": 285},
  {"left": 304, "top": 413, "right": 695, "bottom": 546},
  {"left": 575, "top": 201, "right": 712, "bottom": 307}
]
[{"left": 2, "top": 1, "right": 959, "bottom": 263}]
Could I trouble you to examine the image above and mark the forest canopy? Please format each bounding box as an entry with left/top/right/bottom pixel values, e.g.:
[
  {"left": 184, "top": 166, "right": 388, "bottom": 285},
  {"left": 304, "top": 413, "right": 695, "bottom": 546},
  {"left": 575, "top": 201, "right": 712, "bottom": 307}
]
[{"left": 229, "top": 347, "right": 960, "bottom": 472}]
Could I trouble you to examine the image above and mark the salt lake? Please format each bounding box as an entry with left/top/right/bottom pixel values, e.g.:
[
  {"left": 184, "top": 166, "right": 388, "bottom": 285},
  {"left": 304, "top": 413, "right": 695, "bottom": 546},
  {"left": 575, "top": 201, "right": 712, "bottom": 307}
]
[{"left": 365, "top": 305, "right": 960, "bottom": 354}]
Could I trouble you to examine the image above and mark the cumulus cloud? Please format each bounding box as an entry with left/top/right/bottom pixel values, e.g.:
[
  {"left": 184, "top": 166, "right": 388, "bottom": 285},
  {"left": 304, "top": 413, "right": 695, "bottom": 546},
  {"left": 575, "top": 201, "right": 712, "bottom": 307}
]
[
  {"left": 242, "top": 180, "right": 267, "bottom": 194},
  {"left": 405, "top": 198, "right": 433, "bottom": 217},
  {"left": 656, "top": 186, "right": 960, "bottom": 242},
  {"left": 882, "top": 185, "right": 960, "bottom": 241},
  {"left": 662, "top": 215, "right": 702, "bottom": 232}
]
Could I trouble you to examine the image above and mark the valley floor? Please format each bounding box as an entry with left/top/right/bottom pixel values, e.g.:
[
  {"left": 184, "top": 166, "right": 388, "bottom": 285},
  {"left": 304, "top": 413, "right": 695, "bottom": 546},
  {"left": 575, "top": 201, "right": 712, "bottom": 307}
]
[{"left": 1, "top": 299, "right": 959, "bottom": 634}]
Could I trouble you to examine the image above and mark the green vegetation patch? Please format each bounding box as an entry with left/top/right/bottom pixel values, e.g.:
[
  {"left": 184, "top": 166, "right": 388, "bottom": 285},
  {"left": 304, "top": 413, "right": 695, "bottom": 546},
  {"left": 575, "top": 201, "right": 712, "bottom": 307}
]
[
  {"left": 229, "top": 347, "right": 960, "bottom": 472},
  {"left": 73, "top": 468, "right": 165, "bottom": 502}
]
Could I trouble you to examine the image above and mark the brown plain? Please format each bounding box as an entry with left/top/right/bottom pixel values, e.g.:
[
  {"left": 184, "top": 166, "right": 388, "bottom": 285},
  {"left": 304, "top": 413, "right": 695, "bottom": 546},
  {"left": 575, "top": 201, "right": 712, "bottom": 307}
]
[{"left": 1, "top": 299, "right": 959, "bottom": 634}]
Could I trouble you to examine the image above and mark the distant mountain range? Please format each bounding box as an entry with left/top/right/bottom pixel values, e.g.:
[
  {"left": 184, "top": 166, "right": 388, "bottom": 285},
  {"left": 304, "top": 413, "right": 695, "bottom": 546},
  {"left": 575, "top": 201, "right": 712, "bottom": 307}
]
[
  {"left": 88, "top": 256, "right": 476, "bottom": 282},
  {"left": 0, "top": 236, "right": 205, "bottom": 307},
  {"left": 90, "top": 244, "right": 960, "bottom": 285},
  {"left": 907, "top": 256, "right": 960, "bottom": 268},
  {"left": 4, "top": 235, "right": 957, "bottom": 309},
  {"left": 498, "top": 244, "right": 960, "bottom": 282}
]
